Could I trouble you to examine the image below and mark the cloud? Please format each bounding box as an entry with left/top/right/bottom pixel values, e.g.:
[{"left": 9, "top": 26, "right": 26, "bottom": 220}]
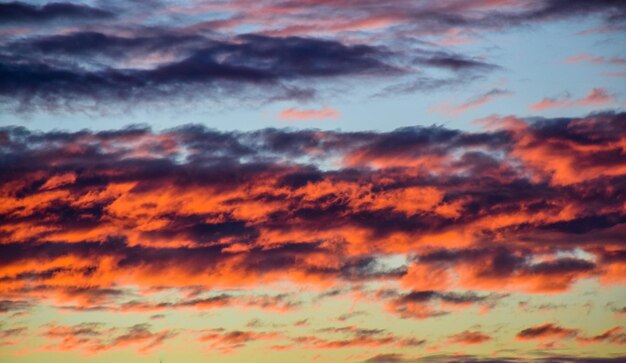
[
  {"left": 0, "top": 324, "right": 27, "bottom": 347},
  {"left": 383, "top": 290, "right": 503, "bottom": 319},
  {"left": 42, "top": 322, "right": 176, "bottom": 354},
  {"left": 404, "top": 248, "right": 598, "bottom": 293},
  {"left": 15, "top": 1, "right": 620, "bottom": 111},
  {"left": 516, "top": 323, "right": 579, "bottom": 341},
  {"left": 361, "top": 355, "right": 626, "bottom": 363},
  {"left": 269, "top": 325, "right": 425, "bottom": 351},
  {"left": 173, "top": 0, "right": 626, "bottom": 39},
  {"left": 364, "top": 354, "right": 415, "bottom": 363},
  {"left": 447, "top": 330, "right": 492, "bottom": 345},
  {"left": 109, "top": 293, "right": 299, "bottom": 313},
  {"left": 0, "top": 300, "right": 32, "bottom": 314},
  {"left": 0, "top": 33, "right": 402, "bottom": 111},
  {"left": 279, "top": 107, "right": 340, "bottom": 121},
  {"left": 199, "top": 329, "right": 281, "bottom": 354},
  {"left": 430, "top": 88, "right": 511, "bottom": 116},
  {"left": 0, "top": 0, "right": 622, "bottom": 112},
  {"left": 412, "top": 51, "right": 498, "bottom": 72},
  {"left": 531, "top": 88, "right": 616, "bottom": 110},
  {"left": 0, "top": 112, "right": 624, "bottom": 314},
  {"left": 577, "top": 327, "right": 626, "bottom": 345},
  {"left": 603, "top": 71, "right": 626, "bottom": 78},
  {"left": 0, "top": 2, "right": 112, "bottom": 24},
  {"left": 565, "top": 54, "right": 626, "bottom": 66},
  {"left": 336, "top": 310, "right": 367, "bottom": 322}
]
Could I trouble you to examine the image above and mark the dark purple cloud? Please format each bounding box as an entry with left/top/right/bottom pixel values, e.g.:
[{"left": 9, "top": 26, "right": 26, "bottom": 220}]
[{"left": 0, "top": 1, "right": 112, "bottom": 24}]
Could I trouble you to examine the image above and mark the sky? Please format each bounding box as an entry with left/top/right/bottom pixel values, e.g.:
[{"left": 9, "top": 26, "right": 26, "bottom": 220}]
[{"left": 0, "top": 1, "right": 625, "bottom": 363}]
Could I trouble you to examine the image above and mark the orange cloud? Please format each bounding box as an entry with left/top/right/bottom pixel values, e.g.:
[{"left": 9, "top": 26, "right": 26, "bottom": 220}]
[
  {"left": 516, "top": 323, "right": 578, "bottom": 341},
  {"left": 200, "top": 329, "right": 281, "bottom": 354},
  {"left": 0, "top": 113, "right": 624, "bottom": 317},
  {"left": 577, "top": 327, "right": 626, "bottom": 346},
  {"left": 42, "top": 322, "right": 176, "bottom": 355},
  {"left": 448, "top": 330, "right": 491, "bottom": 345},
  {"left": 279, "top": 107, "right": 340, "bottom": 121}
]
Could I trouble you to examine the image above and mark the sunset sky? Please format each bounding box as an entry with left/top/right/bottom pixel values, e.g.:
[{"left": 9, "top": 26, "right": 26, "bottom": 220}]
[{"left": 0, "top": 1, "right": 625, "bottom": 362}]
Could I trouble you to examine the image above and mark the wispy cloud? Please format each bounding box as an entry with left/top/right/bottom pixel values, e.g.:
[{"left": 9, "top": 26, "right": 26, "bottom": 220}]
[
  {"left": 279, "top": 107, "right": 340, "bottom": 121},
  {"left": 531, "top": 88, "right": 616, "bottom": 110},
  {"left": 430, "top": 88, "right": 511, "bottom": 115}
]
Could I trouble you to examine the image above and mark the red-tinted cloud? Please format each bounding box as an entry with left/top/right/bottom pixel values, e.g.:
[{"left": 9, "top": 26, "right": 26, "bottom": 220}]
[
  {"left": 577, "top": 327, "right": 626, "bottom": 345},
  {"left": 270, "top": 325, "right": 425, "bottom": 351},
  {"left": 0, "top": 112, "right": 624, "bottom": 314},
  {"left": 531, "top": 88, "right": 616, "bottom": 111},
  {"left": 516, "top": 323, "right": 579, "bottom": 341},
  {"left": 382, "top": 289, "right": 503, "bottom": 319},
  {"left": 447, "top": 330, "right": 491, "bottom": 345},
  {"left": 200, "top": 329, "right": 281, "bottom": 354},
  {"left": 0, "top": 325, "right": 27, "bottom": 347},
  {"left": 41, "top": 322, "right": 176, "bottom": 354},
  {"left": 430, "top": 89, "right": 511, "bottom": 116}
]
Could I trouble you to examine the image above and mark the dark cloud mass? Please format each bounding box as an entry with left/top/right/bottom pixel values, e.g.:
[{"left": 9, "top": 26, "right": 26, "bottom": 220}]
[
  {"left": 0, "top": 34, "right": 400, "bottom": 109},
  {"left": 1, "top": 0, "right": 623, "bottom": 111},
  {"left": 0, "top": 1, "right": 112, "bottom": 23}
]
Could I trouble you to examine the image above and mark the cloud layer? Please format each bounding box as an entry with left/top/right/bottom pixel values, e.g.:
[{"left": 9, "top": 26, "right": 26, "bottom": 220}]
[
  {"left": 1, "top": 0, "right": 624, "bottom": 111},
  {"left": 1, "top": 112, "right": 624, "bottom": 315}
]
